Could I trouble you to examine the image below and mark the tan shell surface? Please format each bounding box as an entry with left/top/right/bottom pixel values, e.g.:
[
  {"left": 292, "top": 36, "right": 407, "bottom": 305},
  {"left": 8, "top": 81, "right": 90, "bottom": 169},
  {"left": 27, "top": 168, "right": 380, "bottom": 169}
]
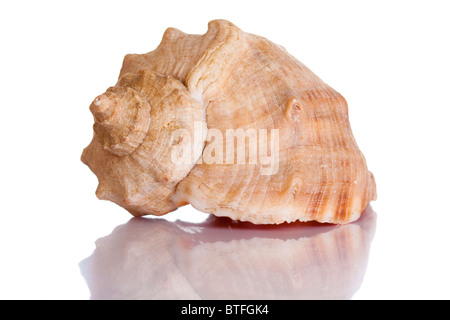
[
  {"left": 82, "top": 19, "right": 376, "bottom": 224},
  {"left": 82, "top": 69, "right": 206, "bottom": 215}
]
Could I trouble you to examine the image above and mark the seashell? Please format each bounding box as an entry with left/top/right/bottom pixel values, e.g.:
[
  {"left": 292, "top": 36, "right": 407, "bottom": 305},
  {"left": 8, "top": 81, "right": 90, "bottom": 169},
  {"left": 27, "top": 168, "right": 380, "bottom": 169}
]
[
  {"left": 79, "top": 206, "right": 377, "bottom": 299},
  {"left": 81, "top": 19, "right": 376, "bottom": 224}
]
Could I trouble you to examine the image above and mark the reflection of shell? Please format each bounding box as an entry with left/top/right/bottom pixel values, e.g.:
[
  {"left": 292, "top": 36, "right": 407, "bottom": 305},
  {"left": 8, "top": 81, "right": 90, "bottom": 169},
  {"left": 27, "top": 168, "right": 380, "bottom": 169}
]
[
  {"left": 80, "top": 206, "right": 377, "bottom": 299},
  {"left": 81, "top": 19, "right": 376, "bottom": 224}
]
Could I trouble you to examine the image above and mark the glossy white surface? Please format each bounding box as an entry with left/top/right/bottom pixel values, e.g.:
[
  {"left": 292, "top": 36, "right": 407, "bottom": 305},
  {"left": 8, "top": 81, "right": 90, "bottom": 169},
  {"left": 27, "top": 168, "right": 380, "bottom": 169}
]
[
  {"left": 80, "top": 207, "right": 376, "bottom": 300},
  {"left": 1, "top": 1, "right": 449, "bottom": 299}
]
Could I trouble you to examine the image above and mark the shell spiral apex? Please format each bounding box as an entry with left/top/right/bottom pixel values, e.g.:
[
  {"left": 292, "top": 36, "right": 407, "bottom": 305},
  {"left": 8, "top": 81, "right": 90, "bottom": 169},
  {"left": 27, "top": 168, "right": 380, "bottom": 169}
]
[{"left": 81, "top": 19, "right": 376, "bottom": 224}]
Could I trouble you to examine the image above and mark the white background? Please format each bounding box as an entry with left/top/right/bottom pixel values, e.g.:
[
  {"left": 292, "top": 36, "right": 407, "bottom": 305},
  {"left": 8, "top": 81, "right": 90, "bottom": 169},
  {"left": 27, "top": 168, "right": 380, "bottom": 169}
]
[{"left": 1, "top": 0, "right": 449, "bottom": 299}]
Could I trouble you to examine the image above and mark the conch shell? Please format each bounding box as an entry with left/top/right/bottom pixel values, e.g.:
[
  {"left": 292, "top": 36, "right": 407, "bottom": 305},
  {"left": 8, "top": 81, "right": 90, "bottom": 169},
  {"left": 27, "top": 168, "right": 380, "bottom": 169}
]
[{"left": 81, "top": 19, "right": 376, "bottom": 224}]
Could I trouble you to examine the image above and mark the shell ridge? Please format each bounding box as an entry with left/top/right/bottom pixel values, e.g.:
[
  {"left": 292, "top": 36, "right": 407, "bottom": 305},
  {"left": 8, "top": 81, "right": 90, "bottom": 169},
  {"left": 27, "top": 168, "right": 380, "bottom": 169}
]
[{"left": 104, "top": 93, "right": 152, "bottom": 157}]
